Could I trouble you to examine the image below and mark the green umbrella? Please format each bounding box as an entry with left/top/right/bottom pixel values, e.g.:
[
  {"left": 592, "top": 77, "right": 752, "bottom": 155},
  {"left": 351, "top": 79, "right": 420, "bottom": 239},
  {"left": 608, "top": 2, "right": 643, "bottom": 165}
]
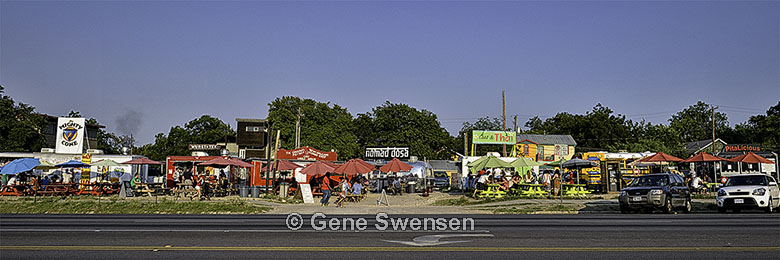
[
  {"left": 467, "top": 156, "right": 490, "bottom": 167},
  {"left": 510, "top": 157, "right": 542, "bottom": 174},
  {"left": 34, "top": 160, "right": 56, "bottom": 170},
  {"left": 470, "top": 156, "right": 513, "bottom": 172},
  {"left": 545, "top": 158, "right": 567, "bottom": 167},
  {"left": 92, "top": 159, "right": 123, "bottom": 167}
]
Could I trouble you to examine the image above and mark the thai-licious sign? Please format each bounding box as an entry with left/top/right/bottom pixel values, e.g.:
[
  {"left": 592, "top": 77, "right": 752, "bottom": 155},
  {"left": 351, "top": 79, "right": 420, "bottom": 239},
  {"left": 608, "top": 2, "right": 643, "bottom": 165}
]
[
  {"left": 55, "top": 118, "right": 85, "bottom": 154},
  {"left": 472, "top": 130, "right": 515, "bottom": 144},
  {"left": 364, "top": 146, "right": 410, "bottom": 160},
  {"left": 277, "top": 146, "right": 338, "bottom": 161},
  {"left": 722, "top": 144, "right": 762, "bottom": 153},
  {"left": 188, "top": 144, "right": 222, "bottom": 150}
]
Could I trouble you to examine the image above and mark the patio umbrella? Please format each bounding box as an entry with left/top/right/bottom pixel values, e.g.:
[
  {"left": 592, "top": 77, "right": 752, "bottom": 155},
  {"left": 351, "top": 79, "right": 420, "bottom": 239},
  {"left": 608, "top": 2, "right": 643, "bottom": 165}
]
[
  {"left": 467, "top": 156, "right": 490, "bottom": 167},
  {"left": 263, "top": 160, "right": 302, "bottom": 171},
  {"left": 333, "top": 159, "right": 375, "bottom": 176},
  {"left": 544, "top": 158, "right": 567, "bottom": 167},
  {"left": 34, "top": 160, "right": 56, "bottom": 170},
  {"left": 230, "top": 158, "right": 254, "bottom": 168},
  {"left": 198, "top": 157, "right": 238, "bottom": 167},
  {"left": 56, "top": 160, "right": 90, "bottom": 168},
  {"left": 681, "top": 152, "right": 727, "bottom": 183},
  {"left": 642, "top": 152, "right": 683, "bottom": 162},
  {"left": 728, "top": 152, "right": 774, "bottom": 174},
  {"left": 300, "top": 161, "right": 335, "bottom": 176},
  {"left": 379, "top": 158, "right": 413, "bottom": 173},
  {"left": 510, "top": 157, "right": 542, "bottom": 175},
  {"left": 92, "top": 159, "right": 123, "bottom": 167},
  {"left": 562, "top": 158, "right": 598, "bottom": 185},
  {"left": 0, "top": 158, "right": 40, "bottom": 175},
  {"left": 469, "top": 156, "right": 513, "bottom": 172}
]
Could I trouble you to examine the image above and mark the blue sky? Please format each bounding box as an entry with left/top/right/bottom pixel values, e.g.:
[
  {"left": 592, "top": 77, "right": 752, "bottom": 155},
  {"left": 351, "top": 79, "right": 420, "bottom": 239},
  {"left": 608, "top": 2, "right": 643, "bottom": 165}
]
[{"left": 2, "top": 1, "right": 778, "bottom": 145}]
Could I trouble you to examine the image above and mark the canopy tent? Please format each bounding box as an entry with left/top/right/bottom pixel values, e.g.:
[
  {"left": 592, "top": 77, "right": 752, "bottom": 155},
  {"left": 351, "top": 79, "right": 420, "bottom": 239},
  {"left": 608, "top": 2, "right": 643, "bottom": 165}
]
[
  {"left": 561, "top": 158, "right": 598, "bottom": 184},
  {"left": 379, "top": 158, "right": 413, "bottom": 173},
  {"left": 92, "top": 159, "right": 124, "bottom": 167},
  {"left": 469, "top": 156, "right": 513, "bottom": 172},
  {"left": 510, "top": 157, "right": 542, "bottom": 175},
  {"left": 300, "top": 161, "right": 335, "bottom": 176},
  {"left": 0, "top": 158, "right": 40, "bottom": 175},
  {"left": 56, "top": 160, "right": 90, "bottom": 168}
]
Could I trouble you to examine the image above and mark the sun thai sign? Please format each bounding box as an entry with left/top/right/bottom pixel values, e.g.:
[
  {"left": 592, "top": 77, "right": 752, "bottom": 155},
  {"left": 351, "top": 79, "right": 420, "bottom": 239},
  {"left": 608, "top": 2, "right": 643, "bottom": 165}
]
[
  {"left": 277, "top": 146, "right": 338, "bottom": 161},
  {"left": 55, "top": 118, "right": 85, "bottom": 154},
  {"left": 472, "top": 130, "right": 515, "bottom": 145}
]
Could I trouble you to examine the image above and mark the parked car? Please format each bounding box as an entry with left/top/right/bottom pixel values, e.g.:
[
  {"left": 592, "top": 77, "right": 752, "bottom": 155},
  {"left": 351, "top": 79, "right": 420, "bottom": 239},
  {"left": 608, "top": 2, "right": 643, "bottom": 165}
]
[
  {"left": 433, "top": 171, "right": 450, "bottom": 188},
  {"left": 716, "top": 174, "right": 780, "bottom": 213},
  {"left": 618, "top": 173, "right": 692, "bottom": 214}
]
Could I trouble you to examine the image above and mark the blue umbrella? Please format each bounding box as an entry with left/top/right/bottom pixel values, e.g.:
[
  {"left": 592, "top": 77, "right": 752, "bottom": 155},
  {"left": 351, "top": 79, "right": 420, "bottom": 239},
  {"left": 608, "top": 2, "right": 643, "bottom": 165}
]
[
  {"left": 0, "top": 158, "right": 41, "bottom": 175},
  {"left": 56, "top": 160, "right": 90, "bottom": 168}
]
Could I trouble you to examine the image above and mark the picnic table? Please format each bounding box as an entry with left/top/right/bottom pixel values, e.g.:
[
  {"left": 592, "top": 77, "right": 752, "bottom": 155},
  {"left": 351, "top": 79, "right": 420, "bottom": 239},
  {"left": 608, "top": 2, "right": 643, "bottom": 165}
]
[
  {"left": 513, "top": 184, "right": 548, "bottom": 196},
  {"left": 562, "top": 184, "right": 591, "bottom": 197},
  {"left": 0, "top": 185, "right": 28, "bottom": 196},
  {"left": 477, "top": 184, "right": 507, "bottom": 199},
  {"left": 76, "top": 183, "right": 119, "bottom": 196},
  {"left": 36, "top": 184, "right": 77, "bottom": 196}
]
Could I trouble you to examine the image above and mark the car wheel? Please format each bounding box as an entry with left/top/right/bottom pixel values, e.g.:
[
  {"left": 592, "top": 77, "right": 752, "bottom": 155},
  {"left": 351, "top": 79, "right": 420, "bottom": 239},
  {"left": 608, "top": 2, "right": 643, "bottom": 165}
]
[
  {"left": 663, "top": 197, "right": 673, "bottom": 214},
  {"left": 764, "top": 197, "right": 774, "bottom": 213},
  {"left": 683, "top": 199, "right": 692, "bottom": 213},
  {"left": 717, "top": 207, "right": 726, "bottom": 213}
]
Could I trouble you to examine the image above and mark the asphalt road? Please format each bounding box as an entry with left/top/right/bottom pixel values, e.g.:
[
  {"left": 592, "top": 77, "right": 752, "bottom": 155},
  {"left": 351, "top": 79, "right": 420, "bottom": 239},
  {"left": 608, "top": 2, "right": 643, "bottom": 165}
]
[{"left": 1, "top": 213, "right": 779, "bottom": 259}]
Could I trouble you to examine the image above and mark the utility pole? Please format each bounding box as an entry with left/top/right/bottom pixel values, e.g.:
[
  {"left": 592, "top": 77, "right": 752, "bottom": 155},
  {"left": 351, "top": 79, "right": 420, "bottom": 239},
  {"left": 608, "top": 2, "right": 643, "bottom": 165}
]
[
  {"left": 513, "top": 115, "right": 518, "bottom": 157},
  {"left": 712, "top": 106, "right": 716, "bottom": 155},
  {"left": 502, "top": 90, "right": 506, "bottom": 157},
  {"left": 464, "top": 133, "right": 469, "bottom": 157},
  {"left": 295, "top": 107, "right": 302, "bottom": 149}
]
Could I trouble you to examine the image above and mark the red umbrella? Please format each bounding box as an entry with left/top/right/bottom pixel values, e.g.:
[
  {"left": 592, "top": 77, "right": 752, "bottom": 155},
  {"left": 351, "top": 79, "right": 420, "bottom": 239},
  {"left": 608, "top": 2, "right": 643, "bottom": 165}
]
[
  {"left": 728, "top": 152, "right": 775, "bottom": 164},
  {"left": 300, "top": 161, "right": 335, "bottom": 176},
  {"left": 681, "top": 152, "right": 727, "bottom": 163},
  {"left": 122, "top": 157, "right": 162, "bottom": 165},
  {"left": 379, "top": 158, "right": 413, "bottom": 173},
  {"left": 322, "top": 161, "right": 341, "bottom": 168},
  {"left": 333, "top": 159, "right": 374, "bottom": 176},
  {"left": 643, "top": 152, "right": 683, "bottom": 162},
  {"left": 197, "top": 158, "right": 237, "bottom": 167},
  {"left": 263, "top": 160, "right": 302, "bottom": 171},
  {"left": 230, "top": 158, "right": 254, "bottom": 168}
]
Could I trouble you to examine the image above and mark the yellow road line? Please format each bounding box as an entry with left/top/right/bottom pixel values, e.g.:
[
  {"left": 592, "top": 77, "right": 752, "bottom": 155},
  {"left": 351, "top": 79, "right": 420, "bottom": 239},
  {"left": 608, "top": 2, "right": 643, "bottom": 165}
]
[{"left": 1, "top": 246, "right": 779, "bottom": 252}]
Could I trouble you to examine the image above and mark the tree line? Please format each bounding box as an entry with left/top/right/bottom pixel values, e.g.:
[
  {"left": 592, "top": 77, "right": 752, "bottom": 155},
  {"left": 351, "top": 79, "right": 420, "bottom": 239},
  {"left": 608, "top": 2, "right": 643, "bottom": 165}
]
[{"left": 2, "top": 85, "right": 778, "bottom": 161}]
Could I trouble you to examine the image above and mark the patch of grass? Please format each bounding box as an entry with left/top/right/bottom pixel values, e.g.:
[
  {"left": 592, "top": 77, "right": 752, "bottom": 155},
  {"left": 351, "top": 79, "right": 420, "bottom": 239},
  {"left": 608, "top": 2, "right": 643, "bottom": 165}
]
[
  {"left": 0, "top": 197, "right": 270, "bottom": 214},
  {"left": 433, "top": 194, "right": 606, "bottom": 206},
  {"left": 492, "top": 204, "right": 579, "bottom": 214},
  {"left": 692, "top": 194, "right": 716, "bottom": 200}
]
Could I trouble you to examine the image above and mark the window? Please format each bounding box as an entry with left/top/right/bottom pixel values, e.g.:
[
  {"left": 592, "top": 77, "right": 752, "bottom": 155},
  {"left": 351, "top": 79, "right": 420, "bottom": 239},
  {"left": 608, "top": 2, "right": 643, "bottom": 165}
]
[
  {"left": 523, "top": 145, "right": 529, "bottom": 156},
  {"left": 245, "top": 126, "right": 262, "bottom": 132}
]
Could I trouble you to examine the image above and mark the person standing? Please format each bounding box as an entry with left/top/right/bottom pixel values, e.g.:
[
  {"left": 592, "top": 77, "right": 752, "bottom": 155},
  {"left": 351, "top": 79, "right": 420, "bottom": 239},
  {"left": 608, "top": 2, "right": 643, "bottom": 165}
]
[
  {"left": 335, "top": 178, "right": 349, "bottom": 208},
  {"left": 320, "top": 177, "right": 332, "bottom": 207}
]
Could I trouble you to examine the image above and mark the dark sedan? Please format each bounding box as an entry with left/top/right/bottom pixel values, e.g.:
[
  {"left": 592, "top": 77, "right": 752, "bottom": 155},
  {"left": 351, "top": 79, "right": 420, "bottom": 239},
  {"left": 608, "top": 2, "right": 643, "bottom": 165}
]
[{"left": 619, "top": 173, "right": 692, "bottom": 213}]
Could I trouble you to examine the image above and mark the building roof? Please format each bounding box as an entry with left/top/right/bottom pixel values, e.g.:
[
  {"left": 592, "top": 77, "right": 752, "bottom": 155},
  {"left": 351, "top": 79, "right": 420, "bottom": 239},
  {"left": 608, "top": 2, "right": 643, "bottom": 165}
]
[
  {"left": 685, "top": 139, "right": 726, "bottom": 155},
  {"left": 516, "top": 134, "right": 577, "bottom": 146},
  {"left": 236, "top": 118, "right": 267, "bottom": 123}
]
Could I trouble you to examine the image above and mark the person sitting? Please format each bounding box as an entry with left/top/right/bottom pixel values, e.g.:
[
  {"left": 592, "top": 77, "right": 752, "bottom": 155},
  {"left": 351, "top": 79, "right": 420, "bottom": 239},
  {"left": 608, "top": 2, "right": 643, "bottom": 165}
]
[
  {"left": 391, "top": 177, "right": 403, "bottom": 195},
  {"left": 691, "top": 175, "right": 703, "bottom": 194}
]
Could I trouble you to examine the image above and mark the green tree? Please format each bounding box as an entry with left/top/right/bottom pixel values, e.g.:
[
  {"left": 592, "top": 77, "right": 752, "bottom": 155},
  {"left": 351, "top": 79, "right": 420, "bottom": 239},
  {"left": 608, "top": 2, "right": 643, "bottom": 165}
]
[
  {"left": 0, "top": 85, "right": 47, "bottom": 152},
  {"left": 523, "top": 104, "right": 635, "bottom": 153},
  {"left": 63, "top": 110, "right": 129, "bottom": 154},
  {"left": 669, "top": 101, "right": 730, "bottom": 143},
  {"left": 267, "top": 96, "right": 359, "bottom": 160},
  {"left": 355, "top": 101, "right": 456, "bottom": 160},
  {"left": 137, "top": 115, "right": 235, "bottom": 161},
  {"left": 735, "top": 101, "right": 780, "bottom": 151}
]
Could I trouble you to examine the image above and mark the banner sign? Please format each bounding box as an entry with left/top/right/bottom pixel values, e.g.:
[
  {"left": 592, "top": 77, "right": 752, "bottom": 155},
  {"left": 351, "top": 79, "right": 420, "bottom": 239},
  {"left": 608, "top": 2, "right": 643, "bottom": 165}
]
[
  {"left": 364, "top": 146, "right": 410, "bottom": 160},
  {"left": 472, "top": 130, "right": 515, "bottom": 144},
  {"left": 188, "top": 144, "right": 222, "bottom": 150},
  {"left": 81, "top": 153, "right": 92, "bottom": 182},
  {"left": 277, "top": 146, "right": 338, "bottom": 161},
  {"left": 722, "top": 144, "right": 762, "bottom": 153},
  {"left": 55, "top": 118, "right": 85, "bottom": 154}
]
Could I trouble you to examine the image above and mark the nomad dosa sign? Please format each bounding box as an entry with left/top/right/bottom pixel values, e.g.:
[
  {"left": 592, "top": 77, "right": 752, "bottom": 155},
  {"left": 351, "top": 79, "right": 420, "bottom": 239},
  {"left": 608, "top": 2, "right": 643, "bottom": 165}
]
[{"left": 365, "top": 146, "right": 410, "bottom": 160}]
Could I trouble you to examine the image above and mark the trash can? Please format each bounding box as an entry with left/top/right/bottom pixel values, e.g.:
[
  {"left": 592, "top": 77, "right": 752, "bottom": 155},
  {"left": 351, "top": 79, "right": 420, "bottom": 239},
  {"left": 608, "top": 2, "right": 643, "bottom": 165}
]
[
  {"left": 239, "top": 185, "right": 249, "bottom": 198},
  {"left": 376, "top": 178, "right": 385, "bottom": 192},
  {"left": 279, "top": 182, "right": 290, "bottom": 198},
  {"left": 406, "top": 181, "right": 416, "bottom": 193},
  {"left": 250, "top": 186, "right": 260, "bottom": 198}
]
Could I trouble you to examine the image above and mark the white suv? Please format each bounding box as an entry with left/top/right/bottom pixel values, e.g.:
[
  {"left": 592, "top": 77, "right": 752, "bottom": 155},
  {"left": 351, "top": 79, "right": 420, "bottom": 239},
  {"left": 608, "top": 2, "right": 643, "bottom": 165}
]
[{"left": 716, "top": 174, "right": 780, "bottom": 213}]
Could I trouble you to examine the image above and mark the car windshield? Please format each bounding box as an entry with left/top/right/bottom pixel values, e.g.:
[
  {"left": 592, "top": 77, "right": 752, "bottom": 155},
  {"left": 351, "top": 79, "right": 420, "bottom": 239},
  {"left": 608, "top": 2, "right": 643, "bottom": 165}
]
[
  {"left": 725, "top": 176, "right": 767, "bottom": 186},
  {"left": 433, "top": 172, "right": 447, "bottom": 178},
  {"left": 630, "top": 175, "right": 668, "bottom": 187}
]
